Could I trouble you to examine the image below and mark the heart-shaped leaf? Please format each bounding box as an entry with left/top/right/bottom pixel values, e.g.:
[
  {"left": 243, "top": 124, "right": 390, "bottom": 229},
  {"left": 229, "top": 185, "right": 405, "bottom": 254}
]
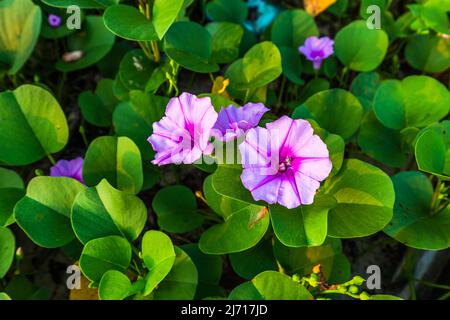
[
  {"left": 0, "top": 85, "right": 68, "bottom": 166},
  {"left": 373, "top": 76, "right": 450, "bottom": 130},
  {"left": 405, "top": 35, "right": 450, "bottom": 73},
  {"left": 229, "top": 239, "right": 277, "bottom": 280},
  {"left": 358, "top": 111, "right": 409, "bottom": 168},
  {"left": 83, "top": 136, "right": 143, "bottom": 194},
  {"left": 164, "top": 21, "right": 219, "bottom": 73},
  {"left": 384, "top": 171, "right": 450, "bottom": 250},
  {"left": 270, "top": 194, "right": 336, "bottom": 247},
  {"left": 0, "top": 168, "right": 25, "bottom": 226},
  {"left": 230, "top": 271, "right": 313, "bottom": 300},
  {"left": 71, "top": 179, "right": 147, "bottom": 244},
  {"left": 99, "top": 270, "right": 132, "bottom": 300},
  {"left": 271, "top": 9, "right": 318, "bottom": 49},
  {"left": 226, "top": 41, "right": 282, "bottom": 90},
  {"left": 79, "top": 79, "right": 119, "bottom": 127},
  {"left": 152, "top": 185, "right": 204, "bottom": 234},
  {"left": 153, "top": 247, "right": 198, "bottom": 300},
  {"left": 324, "top": 159, "right": 395, "bottom": 238},
  {"left": 80, "top": 235, "right": 132, "bottom": 285},
  {"left": 295, "top": 89, "right": 364, "bottom": 140},
  {"left": 0, "top": 0, "right": 41, "bottom": 74},
  {"left": 273, "top": 237, "right": 350, "bottom": 283},
  {"left": 0, "top": 227, "right": 15, "bottom": 278},
  {"left": 15, "top": 177, "right": 84, "bottom": 248},
  {"left": 415, "top": 121, "right": 450, "bottom": 180},
  {"left": 141, "top": 231, "right": 176, "bottom": 296},
  {"left": 335, "top": 20, "right": 388, "bottom": 72}
]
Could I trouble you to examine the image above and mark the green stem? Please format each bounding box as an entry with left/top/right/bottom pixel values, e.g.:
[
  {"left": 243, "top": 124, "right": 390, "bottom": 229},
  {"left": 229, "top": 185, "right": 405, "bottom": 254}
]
[
  {"left": 243, "top": 89, "right": 251, "bottom": 104},
  {"left": 276, "top": 77, "right": 287, "bottom": 113},
  {"left": 47, "top": 154, "right": 56, "bottom": 165},
  {"left": 413, "top": 278, "right": 450, "bottom": 291}
]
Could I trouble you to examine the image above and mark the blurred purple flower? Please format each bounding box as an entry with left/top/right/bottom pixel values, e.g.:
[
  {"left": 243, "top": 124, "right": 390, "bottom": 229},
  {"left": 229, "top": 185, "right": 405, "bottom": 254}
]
[
  {"left": 299, "top": 36, "right": 334, "bottom": 70},
  {"left": 148, "top": 93, "right": 218, "bottom": 166},
  {"left": 48, "top": 14, "right": 62, "bottom": 28},
  {"left": 50, "top": 157, "right": 85, "bottom": 184},
  {"left": 239, "top": 116, "right": 332, "bottom": 209},
  {"left": 213, "top": 103, "right": 269, "bottom": 142}
]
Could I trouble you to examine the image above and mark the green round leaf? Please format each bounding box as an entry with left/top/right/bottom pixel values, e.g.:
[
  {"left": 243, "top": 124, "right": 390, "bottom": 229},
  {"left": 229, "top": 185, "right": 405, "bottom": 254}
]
[
  {"left": 358, "top": 111, "right": 409, "bottom": 168},
  {"left": 384, "top": 171, "right": 450, "bottom": 250},
  {"left": 270, "top": 194, "right": 336, "bottom": 248},
  {"left": 203, "top": 174, "right": 249, "bottom": 220},
  {"left": 83, "top": 136, "right": 143, "bottom": 194},
  {"left": 335, "top": 20, "right": 388, "bottom": 72},
  {"left": 0, "top": 168, "right": 24, "bottom": 226},
  {"left": 206, "top": 22, "right": 244, "bottom": 64},
  {"left": 373, "top": 76, "right": 450, "bottom": 130},
  {"left": 226, "top": 41, "right": 282, "bottom": 90},
  {"left": 103, "top": 4, "right": 158, "bottom": 41},
  {"left": 80, "top": 235, "right": 132, "bottom": 285},
  {"left": 0, "top": 227, "right": 15, "bottom": 278},
  {"left": 141, "top": 230, "right": 176, "bottom": 296},
  {"left": 56, "top": 16, "right": 115, "bottom": 72},
  {"left": 181, "top": 244, "right": 224, "bottom": 299},
  {"left": 297, "top": 89, "right": 364, "bottom": 140},
  {"left": 350, "top": 72, "right": 381, "bottom": 111},
  {"left": 205, "top": 0, "right": 248, "bottom": 24},
  {"left": 271, "top": 9, "right": 318, "bottom": 49},
  {"left": 273, "top": 238, "right": 350, "bottom": 283},
  {"left": 199, "top": 204, "right": 269, "bottom": 255},
  {"left": 71, "top": 179, "right": 147, "bottom": 244},
  {"left": 113, "top": 93, "right": 167, "bottom": 159},
  {"left": 229, "top": 239, "right": 277, "bottom": 280},
  {"left": 79, "top": 78, "right": 119, "bottom": 127},
  {"left": 251, "top": 271, "right": 313, "bottom": 300},
  {"left": 0, "top": 0, "right": 41, "bottom": 74},
  {"left": 0, "top": 85, "right": 69, "bottom": 166},
  {"left": 405, "top": 34, "right": 450, "bottom": 73},
  {"left": 279, "top": 46, "right": 304, "bottom": 85},
  {"left": 153, "top": 247, "right": 198, "bottom": 300},
  {"left": 228, "top": 281, "right": 263, "bottom": 300},
  {"left": 152, "top": 185, "right": 204, "bottom": 234},
  {"left": 324, "top": 159, "right": 395, "bottom": 238},
  {"left": 0, "top": 292, "right": 11, "bottom": 300},
  {"left": 164, "top": 21, "right": 219, "bottom": 73},
  {"left": 415, "top": 121, "right": 450, "bottom": 179},
  {"left": 15, "top": 177, "right": 84, "bottom": 248},
  {"left": 118, "top": 50, "right": 156, "bottom": 92},
  {"left": 99, "top": 270, "right": 132, "bottom": 300}
]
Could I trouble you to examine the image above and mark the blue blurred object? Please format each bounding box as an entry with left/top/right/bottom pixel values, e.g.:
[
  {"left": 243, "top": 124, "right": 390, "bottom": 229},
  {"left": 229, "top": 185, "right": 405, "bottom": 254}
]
[{"left": 245, "top": 0, "right": 280, "bottom": 34}]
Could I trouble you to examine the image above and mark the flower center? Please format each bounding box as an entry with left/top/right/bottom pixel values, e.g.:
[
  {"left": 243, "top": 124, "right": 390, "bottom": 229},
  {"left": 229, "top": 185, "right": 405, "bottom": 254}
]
[{"left": 279, "top": 156, "right": 293, "bottom": 173}]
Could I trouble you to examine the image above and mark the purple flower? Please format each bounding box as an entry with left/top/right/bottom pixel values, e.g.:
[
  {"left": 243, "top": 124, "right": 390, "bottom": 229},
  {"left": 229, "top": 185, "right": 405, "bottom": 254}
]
[
  {"left": 50, "top": 157, "right": 85, "bottom": 184},
  {"left": 148, "top": 93, "right": 218, "bottom": 166},
  {"left": 213, "top": 103, "right": 269, "bottom": 142},
  {"left": 239, "top": 116, "right": 332, "bottom": 209},
  {"left": 48, "top": 14, "right": 62, "bottom": 28},
  {"left": 299, "top": 36, "right": 334, "bottom": 70}
]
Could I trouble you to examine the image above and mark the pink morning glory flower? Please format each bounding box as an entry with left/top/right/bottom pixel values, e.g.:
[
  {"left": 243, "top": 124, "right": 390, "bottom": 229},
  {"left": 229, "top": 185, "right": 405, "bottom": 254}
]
[
  {"left": 148, "top": 93, "right": 218, "bottom": 166},
  {"left": 50, "top": 157, "right": 85, "bottom": 184},
  {"left": 48, "top": 14, "right": 62, "bottom": 28},
  {"left": 239, "top": 116, "right": 332, "bottom": 209},
  {"left": 299, "top": 36, "right": 334, "bottom": 70},
  {"left": 213, "top": 103, "right": 269, "bottom": 142}
]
